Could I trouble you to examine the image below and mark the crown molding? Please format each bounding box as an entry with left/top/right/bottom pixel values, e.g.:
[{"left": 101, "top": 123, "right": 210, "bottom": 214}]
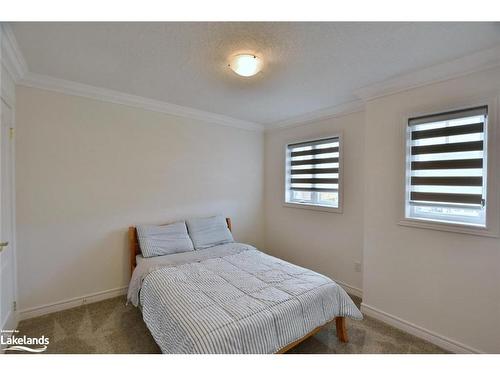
[
  {"left": 1, "top": 23, "right": 29, "bottom": 82},
  {"left": 265, "top": 99, "right": 365, "bottom": 131},
  {"left": 5, "top": 20, "right": 500, "bottom": 133},
  {"left": 19, "top": 72, "right": 264, "bottom": 131},
  {"left": 265, "top": 44, "right": 500, "bottom": 130},
  {"left": 3, "top": 23, "right": 262, "bottom": 132},
  {"left": 356, "top": 44, "right": 500, "bottom": 101}
]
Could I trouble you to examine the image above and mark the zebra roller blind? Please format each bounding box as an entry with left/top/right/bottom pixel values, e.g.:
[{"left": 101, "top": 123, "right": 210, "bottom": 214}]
[
  {"left": 406, "top": 105, "right": 488, "bottom": 226},
  {"left": 285, "top": 136, "right": 341, "bottom": 209}
]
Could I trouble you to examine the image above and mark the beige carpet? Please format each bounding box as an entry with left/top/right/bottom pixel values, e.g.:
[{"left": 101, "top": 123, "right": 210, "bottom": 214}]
[{"left": 12, "top": 295, "right": 448, "bottom": 354}]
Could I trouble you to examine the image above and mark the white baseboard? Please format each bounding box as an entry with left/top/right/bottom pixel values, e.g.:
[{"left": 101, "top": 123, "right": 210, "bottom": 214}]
[
  {"left": 334, "top": 279, "right": 363, "bottom": 298},
  {"left": 18, "top": 286, "right": 128, "bottom": 321},
  {"left": 361, "top": 303, "right": 483, "bottom": 354}
]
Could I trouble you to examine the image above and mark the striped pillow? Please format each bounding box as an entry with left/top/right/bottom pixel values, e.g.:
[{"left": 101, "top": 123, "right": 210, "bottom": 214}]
[
  {"left": 137, "top": 222, "right": 194, "bottom": 258},
  {"left": 186, "top": 216, "right": 234, "bottom": 250}
]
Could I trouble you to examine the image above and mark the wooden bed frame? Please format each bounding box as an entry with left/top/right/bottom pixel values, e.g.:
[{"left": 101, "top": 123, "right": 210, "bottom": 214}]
[{"left": 128, "top": 217, "right": 348, "bottom": 352}]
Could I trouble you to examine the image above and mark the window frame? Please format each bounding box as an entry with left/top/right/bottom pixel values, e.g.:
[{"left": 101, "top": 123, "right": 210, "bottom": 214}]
[
  {"left": 399, "top": 97, "right": 499, "bottom": 237},
  {"left": 283, "top": 133, "right": 344, "bottom": 214}
]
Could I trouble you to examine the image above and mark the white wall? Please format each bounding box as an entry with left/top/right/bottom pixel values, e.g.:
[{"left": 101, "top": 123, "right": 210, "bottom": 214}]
[
  {"left": 362, "top": 66, "right": 500, "bottom": 353},
  {"left": 15, "top": 86, "right": 264, "bottom": 312},
  {"left": 264, "top": 112, "right": 365, "bottom": 295}
]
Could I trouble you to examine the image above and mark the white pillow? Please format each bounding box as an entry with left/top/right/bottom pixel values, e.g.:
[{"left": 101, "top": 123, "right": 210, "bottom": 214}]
[
  {"left": 137, "top": 221, "right": 194, "bottom": 258},
  {"left": 186, "top": 216, "right": 234, "bottom": 250}
]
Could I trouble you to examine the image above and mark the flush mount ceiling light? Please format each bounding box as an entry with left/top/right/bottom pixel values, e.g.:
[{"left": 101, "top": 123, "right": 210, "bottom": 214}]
[{"left": 228, "top": 54, "right": 262, "bottom": 77}]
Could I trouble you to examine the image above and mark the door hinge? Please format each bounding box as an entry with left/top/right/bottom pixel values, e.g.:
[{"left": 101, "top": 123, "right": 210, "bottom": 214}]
[
  {"left": 13, "top": 301, "right": 17, "bottom": 311},
  {"left": 9, "top": 128, "right": 14, "bottom": 140}
]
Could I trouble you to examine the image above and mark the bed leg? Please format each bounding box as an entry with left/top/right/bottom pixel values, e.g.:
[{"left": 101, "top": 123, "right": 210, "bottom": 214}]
[{"left": 335, "top": 317, "right": 348, "bottom": 343}]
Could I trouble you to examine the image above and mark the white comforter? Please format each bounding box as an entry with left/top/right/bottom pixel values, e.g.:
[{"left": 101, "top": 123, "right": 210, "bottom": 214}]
[{"left": 127, "top": 243, "right": 362, "bottom": 354}]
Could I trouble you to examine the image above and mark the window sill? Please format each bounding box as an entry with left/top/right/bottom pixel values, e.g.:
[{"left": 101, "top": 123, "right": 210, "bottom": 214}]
[
  {"left": 398, "top": 218, "right": 498, "bottom": 238},
  {"left": 283, "top": 202, "right": 343, "bottom": 214}
]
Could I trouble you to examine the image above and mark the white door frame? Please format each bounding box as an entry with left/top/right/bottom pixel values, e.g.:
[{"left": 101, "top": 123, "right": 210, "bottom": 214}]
[{"left": 0, "top": 26, "right": 18, "bottom": 348}]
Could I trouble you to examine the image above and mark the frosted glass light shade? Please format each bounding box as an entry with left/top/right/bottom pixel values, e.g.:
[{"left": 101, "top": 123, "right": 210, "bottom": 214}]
[{"left": 228, "top": 54, "right": 262, "bottom": 77}]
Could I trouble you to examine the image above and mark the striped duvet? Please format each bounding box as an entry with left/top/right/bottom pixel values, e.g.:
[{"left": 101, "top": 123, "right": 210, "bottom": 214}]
[{"left": 128, "top": 243, "right": 362, "bottom": 354}]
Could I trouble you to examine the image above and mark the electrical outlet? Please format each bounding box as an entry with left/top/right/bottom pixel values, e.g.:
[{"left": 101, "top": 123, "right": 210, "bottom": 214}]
[
  {"left": 354, "top": 261, "right": 362, "bottom": 272},
  {"left": 82, "top": 298, "right": 88, "bottom": 305}
]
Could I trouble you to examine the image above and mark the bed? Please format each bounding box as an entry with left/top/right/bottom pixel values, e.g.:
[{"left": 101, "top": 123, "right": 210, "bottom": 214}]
[{"left": 127, "top": 218, "right": 362, "bottom": 354}]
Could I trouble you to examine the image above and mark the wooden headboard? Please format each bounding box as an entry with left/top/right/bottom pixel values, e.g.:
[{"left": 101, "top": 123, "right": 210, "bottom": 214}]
[{"left": 128, "top": 217, "right": 232, "bottom": 276}]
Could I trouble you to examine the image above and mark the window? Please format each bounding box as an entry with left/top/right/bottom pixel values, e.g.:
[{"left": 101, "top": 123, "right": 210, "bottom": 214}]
[
  {"left": 405, "top": 106, "right": 488, "bottom": 227},
  {"left": 285, "top": 136, "right": 341, "bottom": 211}
]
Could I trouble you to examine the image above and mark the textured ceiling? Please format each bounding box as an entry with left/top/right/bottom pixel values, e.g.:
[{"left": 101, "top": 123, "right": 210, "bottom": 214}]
[{"left": 11, "top": 22, "right": 500, "bottom": 125}]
